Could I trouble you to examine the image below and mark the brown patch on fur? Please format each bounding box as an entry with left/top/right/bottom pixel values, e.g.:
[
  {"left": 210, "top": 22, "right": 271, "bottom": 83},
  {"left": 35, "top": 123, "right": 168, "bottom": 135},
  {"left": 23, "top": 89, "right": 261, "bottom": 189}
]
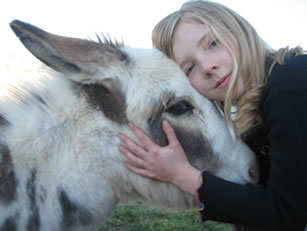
[
  {"left": 0, "top": 144, "right": 17, "bottom": 204},
  {"left": 82, "top": 78, "right": 128, "bottom": 124},
  {"left": 26, "top": 169, "right": 40, "bottom": 231},
  {"left": 0, "top": 217, "right": 17, "bottom": 231},
  {"left": 147, "top": 93, "right": 218, "bottom": 172},
  {"left": 0, "top": 114, "right": 10, "bottom": 127},
  {"left": 174, "top": 126, "right": 218, "bottom": 172},
  {"left": 58, "top": 189, "right": 92, "bottom": 228},
  {"left": 148, "top": 114, "right": 218, "bottom": 172}
]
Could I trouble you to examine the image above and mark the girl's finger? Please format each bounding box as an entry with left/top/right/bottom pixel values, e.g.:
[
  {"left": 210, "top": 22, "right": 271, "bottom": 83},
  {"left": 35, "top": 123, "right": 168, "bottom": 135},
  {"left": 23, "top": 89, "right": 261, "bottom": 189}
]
[
  {"left": 162, "top": 120, "right": 179, "bottom": 145},
  {"left": 118, "top": 133, "right": 147, "bottom": 158},
  {"left": 124, "top": 162, "right": 152, "bottom": 178},
  {"left": 119, "top": 145, "right": 145, "bottom": 167},
  {"left": 129, "top": 123, "right": 157, "bottom": 149}
]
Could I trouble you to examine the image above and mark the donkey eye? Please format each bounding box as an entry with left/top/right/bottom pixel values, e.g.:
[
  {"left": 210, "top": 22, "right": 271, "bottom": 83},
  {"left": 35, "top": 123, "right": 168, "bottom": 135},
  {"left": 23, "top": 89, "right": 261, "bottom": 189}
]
[{"left": 166, "top": 101, "right": 194, "bottom": 115}]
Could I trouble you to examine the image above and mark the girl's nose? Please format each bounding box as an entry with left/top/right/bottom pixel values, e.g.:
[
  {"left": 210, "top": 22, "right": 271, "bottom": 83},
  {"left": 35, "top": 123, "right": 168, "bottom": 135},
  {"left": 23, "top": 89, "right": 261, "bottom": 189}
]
[{"left": 201, "top": 60, "right": 218, "bottom": 79}]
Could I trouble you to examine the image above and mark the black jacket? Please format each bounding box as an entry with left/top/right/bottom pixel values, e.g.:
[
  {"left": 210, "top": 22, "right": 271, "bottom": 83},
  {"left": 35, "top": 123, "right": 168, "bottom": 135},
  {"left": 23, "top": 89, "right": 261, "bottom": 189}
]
[{"left": 198, "top": 54, "right": 307, "bottom": 230}]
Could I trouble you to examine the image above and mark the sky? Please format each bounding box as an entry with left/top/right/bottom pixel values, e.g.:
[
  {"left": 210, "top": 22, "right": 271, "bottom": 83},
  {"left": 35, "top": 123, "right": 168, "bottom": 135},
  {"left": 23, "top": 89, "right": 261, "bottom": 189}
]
[{"left": 1, "top": 0, "right": 306, "bottom": 60}]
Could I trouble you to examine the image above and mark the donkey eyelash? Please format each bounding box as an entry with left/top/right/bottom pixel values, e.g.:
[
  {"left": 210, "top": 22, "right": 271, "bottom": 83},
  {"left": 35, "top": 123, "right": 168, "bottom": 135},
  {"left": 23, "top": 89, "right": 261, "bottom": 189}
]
[{"left": 166, "top": 100, "right": 194, "bottom": 115}]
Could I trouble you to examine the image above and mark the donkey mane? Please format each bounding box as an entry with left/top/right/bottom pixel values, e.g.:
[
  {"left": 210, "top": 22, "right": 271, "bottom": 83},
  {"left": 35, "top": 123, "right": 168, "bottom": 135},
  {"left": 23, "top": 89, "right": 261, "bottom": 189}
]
[{"left": 94, "top": 33, "right": 124, "bottom": 48}]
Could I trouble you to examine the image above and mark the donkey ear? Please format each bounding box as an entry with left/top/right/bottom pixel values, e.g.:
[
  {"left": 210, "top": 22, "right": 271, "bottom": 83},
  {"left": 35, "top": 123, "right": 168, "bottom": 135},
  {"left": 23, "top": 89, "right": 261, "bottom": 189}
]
[{"left": 10, "top": 20, "right": 129, "bottom": 81}]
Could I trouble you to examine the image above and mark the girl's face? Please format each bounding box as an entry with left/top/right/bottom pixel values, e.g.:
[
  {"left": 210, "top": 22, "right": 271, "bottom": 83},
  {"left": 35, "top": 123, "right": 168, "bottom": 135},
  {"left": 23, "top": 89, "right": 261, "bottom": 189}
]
[{"left": 172, "top": 21, "right": 244, "bottom": 102}]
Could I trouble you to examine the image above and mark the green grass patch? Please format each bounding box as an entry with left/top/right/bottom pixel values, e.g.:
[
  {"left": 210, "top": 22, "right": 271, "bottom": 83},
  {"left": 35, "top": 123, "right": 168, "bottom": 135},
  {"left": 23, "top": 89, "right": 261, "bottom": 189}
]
[{"left": 99, "top": 201, "right": 234, "bottom": 231}]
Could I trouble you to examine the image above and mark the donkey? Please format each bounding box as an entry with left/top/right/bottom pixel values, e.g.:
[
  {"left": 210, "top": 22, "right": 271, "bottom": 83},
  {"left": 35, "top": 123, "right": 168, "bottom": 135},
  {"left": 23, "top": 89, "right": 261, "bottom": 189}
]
[{"left": 0, "top": 20, "right": 258, "bottom": 231}]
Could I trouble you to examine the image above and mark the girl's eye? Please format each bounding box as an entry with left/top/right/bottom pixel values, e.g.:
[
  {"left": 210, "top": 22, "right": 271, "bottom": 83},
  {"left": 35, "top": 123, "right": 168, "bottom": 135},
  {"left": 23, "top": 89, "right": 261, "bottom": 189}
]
[
  {"left": 185, "top": 64, "right": 195, "bottom": 76},
  {"left": 209, "top": 40, "right": 219, "bottom": 48}
]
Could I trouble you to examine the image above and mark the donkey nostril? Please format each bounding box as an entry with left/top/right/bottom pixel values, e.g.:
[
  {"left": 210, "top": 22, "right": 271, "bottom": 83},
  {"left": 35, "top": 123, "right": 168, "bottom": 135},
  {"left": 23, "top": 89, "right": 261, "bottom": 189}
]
[{"left": 249, "top": 167, "right": 259, "bottom": 184}]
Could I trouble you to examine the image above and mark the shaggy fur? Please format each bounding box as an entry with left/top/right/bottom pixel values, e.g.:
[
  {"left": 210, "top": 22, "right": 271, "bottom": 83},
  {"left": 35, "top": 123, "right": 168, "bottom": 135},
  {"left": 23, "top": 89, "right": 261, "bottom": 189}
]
[{"left": 0, "top": 20, "right": 257, "bottom": 231}]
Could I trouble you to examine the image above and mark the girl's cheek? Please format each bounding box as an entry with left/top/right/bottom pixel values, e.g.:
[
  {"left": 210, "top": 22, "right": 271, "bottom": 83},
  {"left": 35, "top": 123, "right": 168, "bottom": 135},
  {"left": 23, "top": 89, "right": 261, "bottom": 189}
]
[
  {"left": 189, "top": 78, "right": 197, "bottom": 89},
  {"left": 190, "top": 82, "right": 204, "bottom": 97}
]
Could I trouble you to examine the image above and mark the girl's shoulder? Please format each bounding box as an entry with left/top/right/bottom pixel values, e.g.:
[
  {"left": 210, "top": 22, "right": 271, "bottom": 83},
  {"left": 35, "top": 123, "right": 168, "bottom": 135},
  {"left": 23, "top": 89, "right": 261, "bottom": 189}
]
[{"left": 268, "top": 54, "right": 307, "bottom": 90}]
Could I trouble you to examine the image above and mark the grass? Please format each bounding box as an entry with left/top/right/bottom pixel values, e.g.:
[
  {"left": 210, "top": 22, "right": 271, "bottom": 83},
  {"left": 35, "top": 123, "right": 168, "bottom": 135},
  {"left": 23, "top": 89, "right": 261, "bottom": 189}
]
[{"left": 99, "top": 201, "right": 234, "bottom": 231}]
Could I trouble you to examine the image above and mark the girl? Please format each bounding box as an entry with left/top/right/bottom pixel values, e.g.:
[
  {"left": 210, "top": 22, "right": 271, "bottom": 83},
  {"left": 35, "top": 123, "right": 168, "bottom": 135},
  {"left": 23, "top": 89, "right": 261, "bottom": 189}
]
[{"left": 118, "top": 1, "right": 307, "bottom": 230}]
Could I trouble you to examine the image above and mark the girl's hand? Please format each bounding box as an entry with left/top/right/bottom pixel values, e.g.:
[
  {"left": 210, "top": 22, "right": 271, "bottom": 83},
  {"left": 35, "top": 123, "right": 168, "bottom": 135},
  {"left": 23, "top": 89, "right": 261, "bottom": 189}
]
[{"left": 118, "top": 120, "right": 201, "bottom": 195}]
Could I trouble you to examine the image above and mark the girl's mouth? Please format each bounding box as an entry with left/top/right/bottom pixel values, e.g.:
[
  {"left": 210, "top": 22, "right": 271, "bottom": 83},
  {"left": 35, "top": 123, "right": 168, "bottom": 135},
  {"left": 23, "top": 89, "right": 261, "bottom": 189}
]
[{"left": 216, "top": 73, "right": 231, "bottom": 89}]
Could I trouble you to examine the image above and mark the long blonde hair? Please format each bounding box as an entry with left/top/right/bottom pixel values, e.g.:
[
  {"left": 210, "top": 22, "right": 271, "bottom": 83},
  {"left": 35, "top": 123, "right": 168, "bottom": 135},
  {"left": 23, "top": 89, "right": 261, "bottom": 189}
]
[{"left": 152, "top": 0, "right": 303, "bottom": 138}]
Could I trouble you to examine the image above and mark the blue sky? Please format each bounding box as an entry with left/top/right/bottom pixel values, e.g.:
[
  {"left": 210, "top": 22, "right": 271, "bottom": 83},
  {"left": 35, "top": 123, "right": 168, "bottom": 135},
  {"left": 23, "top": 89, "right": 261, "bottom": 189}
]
[{"left": 1, "top": 0, "right": 306, "bottom": 57}]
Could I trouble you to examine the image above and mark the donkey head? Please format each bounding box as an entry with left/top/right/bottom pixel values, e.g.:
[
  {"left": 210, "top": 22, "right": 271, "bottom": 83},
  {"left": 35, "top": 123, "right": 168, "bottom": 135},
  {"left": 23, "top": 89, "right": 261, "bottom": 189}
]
[{"left": 10, "top": 20, "right": 258, "bottom": 185}]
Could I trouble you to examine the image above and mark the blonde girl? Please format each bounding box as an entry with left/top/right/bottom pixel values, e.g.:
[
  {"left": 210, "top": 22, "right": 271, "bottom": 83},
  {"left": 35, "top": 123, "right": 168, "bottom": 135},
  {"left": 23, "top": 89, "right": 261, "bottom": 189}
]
[{"left": 118, "top": 1, "right": 307, "bottom": 230}]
